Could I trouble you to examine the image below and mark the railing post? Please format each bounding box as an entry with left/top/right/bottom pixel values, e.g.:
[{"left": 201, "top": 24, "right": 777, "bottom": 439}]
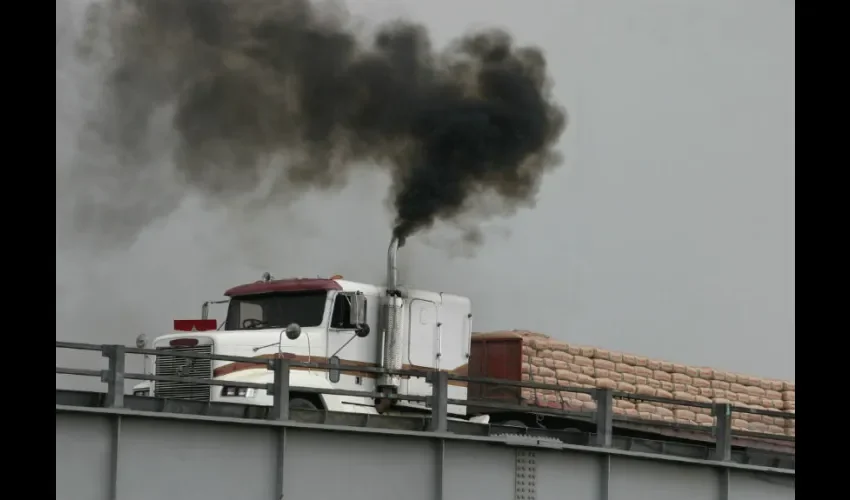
[
  {"left": 712, "top": 403, "right": 732, "bottom": 461},
  {"left": 594, "top": 388, "right": 613, "bottom": 447},
  {"left": 269, "top": 358, "right": 291, "bottom": 421},
  {"left": 101, "top": 345, "right": 125, "bottom": 408},
  {"left": 427, "top": 370, "right": 449, "bottom": 432}
]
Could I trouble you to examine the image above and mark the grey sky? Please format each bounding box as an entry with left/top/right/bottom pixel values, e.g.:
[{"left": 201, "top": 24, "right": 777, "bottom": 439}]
[{"left": 56, "top": 0, "right": 795, "bottom": 381}]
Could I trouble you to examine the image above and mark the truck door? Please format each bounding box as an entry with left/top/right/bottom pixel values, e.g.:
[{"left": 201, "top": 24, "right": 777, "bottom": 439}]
[{"left": 408, "top": 298, "right": 438, "bottom": 369}]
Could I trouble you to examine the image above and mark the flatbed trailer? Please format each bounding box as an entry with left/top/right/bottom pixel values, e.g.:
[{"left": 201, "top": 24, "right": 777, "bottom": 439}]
[{"left": 467, "top": 331, "right": 795, "bottom": 458}]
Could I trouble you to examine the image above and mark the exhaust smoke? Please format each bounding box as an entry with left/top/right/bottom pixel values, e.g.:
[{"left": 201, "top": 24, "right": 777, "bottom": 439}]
[{"left": 77, "top": 0, "right": 567, "bottom": 247}]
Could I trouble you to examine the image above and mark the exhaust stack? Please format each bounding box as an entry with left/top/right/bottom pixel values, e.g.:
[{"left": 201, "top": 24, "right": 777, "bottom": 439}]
[
  {"left": 378, "top": 237, "right": 404, "bottom": 394},
  {"left": 387, "top": 236, "right": 399, "bottom": 292}
]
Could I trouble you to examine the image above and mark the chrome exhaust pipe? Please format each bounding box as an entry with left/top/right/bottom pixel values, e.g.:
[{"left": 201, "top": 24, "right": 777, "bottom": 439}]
[
  {"left": 378, "top": 236, "right": 403, "bottom": 398},
  {"left": 387, "top": 236, "right": 399, "bottom": 292}
]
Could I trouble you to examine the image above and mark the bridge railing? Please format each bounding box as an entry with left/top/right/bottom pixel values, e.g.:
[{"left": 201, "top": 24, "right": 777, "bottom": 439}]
[{"left": 55, "top": 340, "right": 795, "bottom": 463}]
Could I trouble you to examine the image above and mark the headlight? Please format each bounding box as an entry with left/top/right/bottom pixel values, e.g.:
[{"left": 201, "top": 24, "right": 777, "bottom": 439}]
[
  {"left": 133, "top": 389, "right": 150, "bottom": 397},
  {"left": 221, "top": 386, "right": 255, "bottom": 398}
]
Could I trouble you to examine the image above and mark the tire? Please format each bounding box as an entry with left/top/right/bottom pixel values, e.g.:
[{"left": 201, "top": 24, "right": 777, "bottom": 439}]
[{"left": 289, "top": 397, "right": 319, "bottom": 411}]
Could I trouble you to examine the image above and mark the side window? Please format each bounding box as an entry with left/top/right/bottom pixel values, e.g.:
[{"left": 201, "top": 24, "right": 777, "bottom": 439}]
[{"left": 330, "top": 294, "right": 367, "bottom": 329}]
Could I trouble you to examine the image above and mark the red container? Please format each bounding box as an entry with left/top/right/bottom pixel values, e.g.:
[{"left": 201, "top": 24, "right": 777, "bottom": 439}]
[{"left": 468, "top": 334, "right": 525, "bottom": 405}]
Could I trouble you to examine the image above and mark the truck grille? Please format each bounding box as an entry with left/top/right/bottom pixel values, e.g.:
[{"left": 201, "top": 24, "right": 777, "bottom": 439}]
[{"left": 154, "top": 344, "right": 212, "bottom": 401}]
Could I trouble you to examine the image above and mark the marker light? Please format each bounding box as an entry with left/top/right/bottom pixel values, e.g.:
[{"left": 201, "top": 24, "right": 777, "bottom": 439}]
[{"left": 221, "top": 387, "right": 254, "bottom": 398}]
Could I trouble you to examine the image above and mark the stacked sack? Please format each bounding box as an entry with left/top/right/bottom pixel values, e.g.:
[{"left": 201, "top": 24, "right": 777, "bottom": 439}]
[{"left": 498, "top": 332, "right": 795, "bottom": 437}]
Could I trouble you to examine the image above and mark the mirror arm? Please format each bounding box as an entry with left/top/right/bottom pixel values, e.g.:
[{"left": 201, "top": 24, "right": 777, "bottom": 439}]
[{"left": 331, "top": 333, "right": 357, "bottom": 359}]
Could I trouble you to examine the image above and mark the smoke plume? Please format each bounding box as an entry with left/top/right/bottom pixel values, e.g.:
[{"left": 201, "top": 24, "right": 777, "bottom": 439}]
[{"left": 77, "top": 0, "right": 566, "bottom": 246}]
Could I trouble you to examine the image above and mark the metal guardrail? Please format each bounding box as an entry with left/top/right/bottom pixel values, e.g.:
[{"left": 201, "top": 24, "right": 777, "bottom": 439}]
[{"left": 56, "top": 341, "right": 795, "bottom": 462}]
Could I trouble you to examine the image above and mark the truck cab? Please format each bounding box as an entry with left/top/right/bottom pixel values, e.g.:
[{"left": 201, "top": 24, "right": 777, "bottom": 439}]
[{"left": 132, "top": 272, "right": 473, "bottom": 417}]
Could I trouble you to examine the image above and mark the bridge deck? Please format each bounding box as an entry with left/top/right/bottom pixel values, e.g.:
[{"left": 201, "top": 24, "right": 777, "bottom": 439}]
[
  {"left": 56, "top": 389, "right": 795, "bottom": 469},
  {"left": 56, "top": 391, "right": 794, "bottom": 500},
  {"left": 56, "top": 342, "right": 795, "bottom": 499}
]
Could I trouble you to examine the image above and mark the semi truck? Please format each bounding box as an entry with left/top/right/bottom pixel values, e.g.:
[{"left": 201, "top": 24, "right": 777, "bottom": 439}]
[
  {"left": 130, "top": 236, "right": 794, "bottom": 453},
  {"left": 132, "top": 237, "right": 477, "bottom": 419}
]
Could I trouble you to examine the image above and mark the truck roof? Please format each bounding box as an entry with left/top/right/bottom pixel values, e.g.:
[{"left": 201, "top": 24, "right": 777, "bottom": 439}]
[
  {"left": 225, "top": 278, "right": 343, "bottom": 297},
  {"left": 224, "top": 277, "right": 470, "bottom": 304},
  {"left": 224, "top": 277, "right": 390, "bottom": 297}
]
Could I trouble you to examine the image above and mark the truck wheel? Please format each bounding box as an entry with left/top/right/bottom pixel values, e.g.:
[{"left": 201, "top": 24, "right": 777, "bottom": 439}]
[{"left": 289, "top": 397, "right": 319, "bottom": 410}]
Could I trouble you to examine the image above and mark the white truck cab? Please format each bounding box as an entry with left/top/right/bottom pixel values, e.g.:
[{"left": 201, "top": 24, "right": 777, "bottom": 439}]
[{"left": 132, "top": 238, "right": 478, "bottom": 418}]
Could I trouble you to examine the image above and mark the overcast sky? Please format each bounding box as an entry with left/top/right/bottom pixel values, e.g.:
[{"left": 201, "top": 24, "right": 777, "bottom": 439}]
[{"left": 56, "top": 0, "right": 795, "bottom": 382}]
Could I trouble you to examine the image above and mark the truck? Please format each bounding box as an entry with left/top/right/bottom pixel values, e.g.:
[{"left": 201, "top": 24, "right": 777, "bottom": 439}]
[
  {"left": 132, "top": 237, "right": 478, "bottom": 420},
  {"left": 130, "top": 236, "right": 795, "bottom": 454}
]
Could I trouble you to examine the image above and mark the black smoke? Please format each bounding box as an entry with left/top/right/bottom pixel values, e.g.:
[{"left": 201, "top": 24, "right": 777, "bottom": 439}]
[{"left": 78, "top": 0, "right": 566, "bottom": 246}]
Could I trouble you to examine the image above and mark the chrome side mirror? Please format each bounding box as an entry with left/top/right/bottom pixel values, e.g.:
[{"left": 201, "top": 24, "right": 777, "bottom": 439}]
[
  {"left": 348, "top": 292, "right": 366, "bottom": 325},
  {"left": 346, "top": 292, "right": 369, "bottom": 337}
]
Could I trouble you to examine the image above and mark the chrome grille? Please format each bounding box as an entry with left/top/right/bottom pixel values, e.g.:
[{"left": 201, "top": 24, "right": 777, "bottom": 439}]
[{"left": 154, "top": 344, "right": 212, "bottom": 401}]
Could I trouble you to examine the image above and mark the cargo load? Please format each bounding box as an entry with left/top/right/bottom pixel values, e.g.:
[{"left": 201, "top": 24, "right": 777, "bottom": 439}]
[{"left": 468, "top": 331, "right": 795, "bottom": 438}]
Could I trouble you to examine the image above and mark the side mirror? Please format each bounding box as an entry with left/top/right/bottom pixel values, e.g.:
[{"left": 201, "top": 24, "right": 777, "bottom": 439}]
[
  {"left": 328, "top": 355, "right": 341, "bottom": 383},
  {"left": 355, "top": 324, "right": 370, "bottom": 338},
  {"left": 285, "top": 323, "right": 302, "bottom": 340},
  {"left": 348, "top": 292, "right": 367, "bottom": 326}
]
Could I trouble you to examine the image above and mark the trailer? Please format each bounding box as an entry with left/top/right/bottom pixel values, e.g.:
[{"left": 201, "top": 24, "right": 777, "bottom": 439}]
[{"left": 467, "top": 331, "right": 794, "bottom": 460}]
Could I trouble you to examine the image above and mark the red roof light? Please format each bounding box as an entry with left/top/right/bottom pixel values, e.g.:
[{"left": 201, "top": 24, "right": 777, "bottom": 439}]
[{"left": 173, "top": 319, "right": 217, "bottom": 332}]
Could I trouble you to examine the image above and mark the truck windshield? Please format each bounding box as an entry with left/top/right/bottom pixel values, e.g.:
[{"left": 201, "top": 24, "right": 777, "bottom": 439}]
[{"left": 225, "top": 291, "right": 327, "bottom": 330}]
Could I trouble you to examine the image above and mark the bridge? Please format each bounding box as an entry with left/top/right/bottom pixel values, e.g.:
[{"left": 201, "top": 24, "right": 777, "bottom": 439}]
[{"left": 56, "top": 342, "right": 795, "bottom": 500}]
